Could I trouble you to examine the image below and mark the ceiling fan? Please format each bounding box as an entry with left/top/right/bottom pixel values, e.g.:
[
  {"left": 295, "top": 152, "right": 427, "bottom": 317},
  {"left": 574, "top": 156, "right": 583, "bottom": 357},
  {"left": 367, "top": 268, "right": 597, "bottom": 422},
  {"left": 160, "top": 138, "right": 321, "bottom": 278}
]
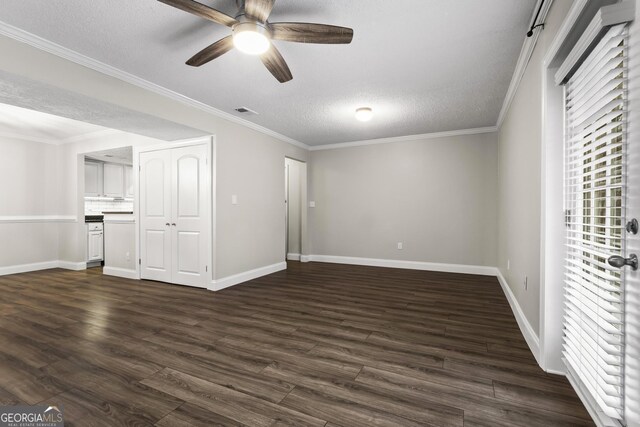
[{"left": 158, "top": 0, "right": 354, "bottom": 83}]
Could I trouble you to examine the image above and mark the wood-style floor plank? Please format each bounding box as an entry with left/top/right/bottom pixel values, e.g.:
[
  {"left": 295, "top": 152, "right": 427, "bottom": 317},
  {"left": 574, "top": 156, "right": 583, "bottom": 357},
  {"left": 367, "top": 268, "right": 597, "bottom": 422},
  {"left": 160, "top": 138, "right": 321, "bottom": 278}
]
[{"left": 0, "top": 262, "right": 594, "bottom": 426}]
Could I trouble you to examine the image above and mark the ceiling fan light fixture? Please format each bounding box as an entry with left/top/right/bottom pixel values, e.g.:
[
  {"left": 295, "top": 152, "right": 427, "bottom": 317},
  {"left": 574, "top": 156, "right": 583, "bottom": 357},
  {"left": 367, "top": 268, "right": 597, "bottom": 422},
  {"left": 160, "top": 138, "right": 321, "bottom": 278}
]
[
  {"left": 355, "top": 107, "right": 373, "bottom": 122},
  {"left": 233, "top": 21, "right": 271, "bottom": 55}
]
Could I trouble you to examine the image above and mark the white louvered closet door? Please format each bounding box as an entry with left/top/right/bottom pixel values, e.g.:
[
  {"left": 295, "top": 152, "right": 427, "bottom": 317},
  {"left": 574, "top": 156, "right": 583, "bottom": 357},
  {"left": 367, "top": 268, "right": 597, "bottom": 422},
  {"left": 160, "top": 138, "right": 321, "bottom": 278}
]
[{"left": 563, "top": 24, "right": 628, "bottom": 421}]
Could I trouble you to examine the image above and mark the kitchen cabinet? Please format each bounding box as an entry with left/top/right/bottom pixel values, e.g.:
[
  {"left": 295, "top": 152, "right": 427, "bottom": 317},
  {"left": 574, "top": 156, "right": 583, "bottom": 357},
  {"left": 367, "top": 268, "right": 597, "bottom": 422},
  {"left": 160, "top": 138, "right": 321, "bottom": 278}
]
[
  {"left": 87, "top": 223, "right": 104, "bottom": 263},
  {"left": 84, "top": 161, "right": 103, "bottom": 197},
  {"left": 124, "top": 166, "right": 134, "bottom": 199},
  {"left": 103, "top": 163, "right": 124, "bottom": 198}
]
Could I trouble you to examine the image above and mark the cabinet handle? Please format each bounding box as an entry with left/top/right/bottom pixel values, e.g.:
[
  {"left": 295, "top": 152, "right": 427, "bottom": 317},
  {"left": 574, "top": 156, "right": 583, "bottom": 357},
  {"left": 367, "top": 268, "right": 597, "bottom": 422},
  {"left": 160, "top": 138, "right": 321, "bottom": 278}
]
[
  {"left": 166, "top": 223, "right": 170, "bottom": 226},
  {"left": 171, "top": 223, "right": 176, "bottom": 226}
]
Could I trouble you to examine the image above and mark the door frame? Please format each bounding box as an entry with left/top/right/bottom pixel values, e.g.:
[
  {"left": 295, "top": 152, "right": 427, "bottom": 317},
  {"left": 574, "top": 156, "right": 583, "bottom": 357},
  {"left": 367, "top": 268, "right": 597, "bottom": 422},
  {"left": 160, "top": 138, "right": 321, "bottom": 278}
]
[
  {"left": 135, "top": 135, "right": 215, "bottom": 287},
  {"left": 284, "top": 156, "right": 308, "bottom": 262}
]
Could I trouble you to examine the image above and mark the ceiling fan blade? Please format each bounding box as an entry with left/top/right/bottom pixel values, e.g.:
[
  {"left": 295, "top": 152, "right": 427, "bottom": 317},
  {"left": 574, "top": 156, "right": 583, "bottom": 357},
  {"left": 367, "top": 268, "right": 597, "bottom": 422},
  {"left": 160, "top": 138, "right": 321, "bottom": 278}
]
[
  {"left": 158, "top": 0, "right": 238, "bottom": 27},
  {"left": 260, "top": 45, "right": 292, "bottom": 83},
  {"left": 186, "top": 35, "right": 235, "bottom": 67},
  {"left": 244, "top": 0, "right": 275, "bottom": 23},
  {"left": 269, "top": 22, "right": 354, "bottom": 44}
]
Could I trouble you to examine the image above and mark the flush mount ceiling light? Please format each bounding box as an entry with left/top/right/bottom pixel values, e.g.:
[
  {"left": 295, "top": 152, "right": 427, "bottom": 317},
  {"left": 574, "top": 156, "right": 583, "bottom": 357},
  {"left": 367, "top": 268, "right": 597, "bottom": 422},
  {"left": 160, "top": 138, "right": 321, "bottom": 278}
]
[
  {"left": 355, "top": 107, "right": 373, "bottom": 122},
  {"left": 232, "top": 21, "right": 271, "bottom": 55}
]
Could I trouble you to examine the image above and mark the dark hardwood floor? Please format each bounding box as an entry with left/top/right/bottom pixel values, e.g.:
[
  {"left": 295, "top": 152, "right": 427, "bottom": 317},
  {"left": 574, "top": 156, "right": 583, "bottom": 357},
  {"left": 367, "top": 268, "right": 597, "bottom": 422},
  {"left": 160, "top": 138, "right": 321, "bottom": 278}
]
[{"left": 0, "top": 262, "right": 593, "bottom": 426}]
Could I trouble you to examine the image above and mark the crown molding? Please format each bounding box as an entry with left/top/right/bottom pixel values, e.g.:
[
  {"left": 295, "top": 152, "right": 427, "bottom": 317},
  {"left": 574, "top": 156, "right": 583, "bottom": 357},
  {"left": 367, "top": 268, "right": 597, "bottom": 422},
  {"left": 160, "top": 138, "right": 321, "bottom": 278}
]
[
  {"left": 308, "top": 126, "right": 498, "bottom": 151},
  {"left": 496, "top": 0, "right": 555, "bottom": 129},
  {"left": 0, "top": 128, "right": 119, "bottom": 145},
  {"left": 0, "top": 130, "right": 59, "bottom": 145},
  {"left": 0, "top": 21, "right": 310, "bottom": 151}
]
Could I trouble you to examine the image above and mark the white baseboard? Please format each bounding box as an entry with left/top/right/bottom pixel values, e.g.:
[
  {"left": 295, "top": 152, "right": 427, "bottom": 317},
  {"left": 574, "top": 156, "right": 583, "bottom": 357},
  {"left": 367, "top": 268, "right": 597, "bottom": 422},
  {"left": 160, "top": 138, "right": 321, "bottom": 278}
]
[
  {"left": 0, "top": 260, "right": 86, "bottom": 276},
  {"left": 59, "top": 261, "right": 86, "bottom": 271},
  {"left": 495, "top": 269, "right": 541, "bottom": 364},
  {"left": 300, "top": 255, "right": 311, "bottom": 263},
  {"left": 286, "top": 253, "right": 301, "bottom": 261},
  {"left": 103, "top": 266, "right": 138, "bottom": 280},
  {"left": 0, "top": 261, "right": 59, "bottom": 276},
  {"left": 545, "top": 367, "right": 566, "bottom": 376},
  {"left": 307, "top": 254, "right": 498, "bottom": 276},
  {"left": 210, "top": 261, "right": 287, "bottom": 292}
]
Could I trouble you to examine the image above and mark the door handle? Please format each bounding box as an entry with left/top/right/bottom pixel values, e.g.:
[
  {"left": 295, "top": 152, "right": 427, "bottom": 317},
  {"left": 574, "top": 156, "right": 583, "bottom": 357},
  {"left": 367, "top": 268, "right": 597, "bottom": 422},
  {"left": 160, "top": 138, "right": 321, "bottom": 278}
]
[{"left": 608, "top": 254, "right": 638, "bottom": 271}]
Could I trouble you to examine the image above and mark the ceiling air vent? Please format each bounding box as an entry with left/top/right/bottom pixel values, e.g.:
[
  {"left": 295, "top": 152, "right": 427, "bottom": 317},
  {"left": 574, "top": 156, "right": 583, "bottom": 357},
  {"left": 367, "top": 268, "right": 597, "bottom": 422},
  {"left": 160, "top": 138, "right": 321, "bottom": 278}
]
[{"left": 234, "top": 107, "right": 258, "bottom": 115}]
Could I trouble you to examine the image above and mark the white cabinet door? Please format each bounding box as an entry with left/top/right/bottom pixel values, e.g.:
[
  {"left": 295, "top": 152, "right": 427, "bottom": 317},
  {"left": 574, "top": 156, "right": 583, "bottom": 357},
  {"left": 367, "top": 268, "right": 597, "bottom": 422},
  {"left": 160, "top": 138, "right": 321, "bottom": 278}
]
[
  {"left": 103, "top": 163, "right": 124, "bottom": 198},
  {"left": 88, "top": 231, "right": 104, "bottom": 261},
  {"left": 171, "top": 144, "right": 208, "bottom": 287},
  {"left": 140, "top": 150, "right": 172, "bottom": 283},
  {"left": 124, "top": 166, "right": 134, "bottom": 199},
  {"left": 84, "top": 161, "right": 103, "bottom": 197}
]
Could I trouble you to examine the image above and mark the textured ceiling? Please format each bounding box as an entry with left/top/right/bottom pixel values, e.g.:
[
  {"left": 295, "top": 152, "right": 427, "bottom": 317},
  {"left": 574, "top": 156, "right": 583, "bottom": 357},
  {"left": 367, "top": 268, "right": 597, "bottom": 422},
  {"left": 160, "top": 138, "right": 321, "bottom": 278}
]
[
  {"left": 0, "top": 70, "right": 208, "bottom": 141},
  {"left": 0, "top": 0, "right": 536, "bottom": 146},
  {"left": 0, "top": 102, "right": 109, "bottom": 143}
]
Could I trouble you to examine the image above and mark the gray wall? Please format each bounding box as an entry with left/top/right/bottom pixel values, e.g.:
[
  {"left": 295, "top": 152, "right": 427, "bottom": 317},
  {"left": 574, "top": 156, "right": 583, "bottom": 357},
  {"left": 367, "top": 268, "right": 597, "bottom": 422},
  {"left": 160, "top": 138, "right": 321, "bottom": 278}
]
[
  {"left": 309, "top": 133, "right": 498, "bottom": 267},
  {"left": 0, "top": 136, "right": 60, "bottom": 267},
  {"left": 496, "top": 0, "right": 573, "bottom": 336}
]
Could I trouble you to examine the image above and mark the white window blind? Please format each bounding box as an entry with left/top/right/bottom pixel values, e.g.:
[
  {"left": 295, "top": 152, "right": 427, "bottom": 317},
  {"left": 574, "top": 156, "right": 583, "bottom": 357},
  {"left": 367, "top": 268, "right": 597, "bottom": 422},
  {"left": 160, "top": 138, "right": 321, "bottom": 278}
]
[{"left": 563, "top": 24, "right": 627, "bottom": 421}]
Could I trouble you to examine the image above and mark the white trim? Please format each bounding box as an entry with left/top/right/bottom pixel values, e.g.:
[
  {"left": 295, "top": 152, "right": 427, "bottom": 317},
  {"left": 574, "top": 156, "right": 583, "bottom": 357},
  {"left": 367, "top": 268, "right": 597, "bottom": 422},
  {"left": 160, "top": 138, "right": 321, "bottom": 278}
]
[
  {"left": 0, "top": 215, "right": 77, "bottom": 223},
  {"left": 103, "top": 266, "right": 138, "bottom": 280},
  {"left": 210, "top": 261, "right": 287, "bottom": 292},
  {"left": 308, "top": 127, "right": 498, "bottom": 151},
  {"left": 307, "top": 254, "right": 497, "bottom": 276},
  {"left": 496, "top": 0, "right": 554, "bottom": 128},
  {"left": 546, "top": 367, "right": 567, "bottom": 376},
  {"left": 300, "top": 255, "right": 311, "bottom": 263},
  {"left": 0, "top": 260, "right": 86, "bottom": 276},
  {"left": 0, "top": 128, "right": 120, "bottom": 146},
  {"left": 0, "top": 261, "right": 59, "bottom": 276},
  {"left": 0, "top": 21, "right": 309, "bottom": 151},
  {"left": 59, "top": 261, "right": 86, "bottom": 271},
  {"left": 555, "top": 1, "right": 636, "bottom": 85},
  {"left": 544, "top": 0, "right": 590, "bottom": 66},
  {"left": 0, "top": 130, "right": 60, "bottom": 145},
  {"left": 495, "top": 269, "right": 541, "bottom": 364},
  {"left": 286, "top": 253, "right": 301, "bottom": 261}
]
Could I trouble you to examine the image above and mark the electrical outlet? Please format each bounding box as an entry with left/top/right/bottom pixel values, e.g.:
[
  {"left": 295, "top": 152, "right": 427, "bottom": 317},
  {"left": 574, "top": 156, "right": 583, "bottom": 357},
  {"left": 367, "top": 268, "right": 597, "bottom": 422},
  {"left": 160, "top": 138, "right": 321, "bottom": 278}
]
[
  {"left": 524, "top": 276, "right": 528, "bottom": 290},
  {"left": 397, "top": 242, "right": 403, "bottom": 250},
  {"left": 507, "top": 259, "right": 510, "bottom": 270},
  {"left": 125, "top": 251, "right": 130, "bottom": 262}
]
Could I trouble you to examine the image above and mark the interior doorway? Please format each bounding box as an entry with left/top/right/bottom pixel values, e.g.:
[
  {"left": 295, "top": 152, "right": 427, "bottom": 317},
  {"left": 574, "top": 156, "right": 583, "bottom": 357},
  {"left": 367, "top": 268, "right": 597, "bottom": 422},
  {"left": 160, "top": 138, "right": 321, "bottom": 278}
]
[{"left": 285, "top": 157, "right": 307, "bottom": 261}]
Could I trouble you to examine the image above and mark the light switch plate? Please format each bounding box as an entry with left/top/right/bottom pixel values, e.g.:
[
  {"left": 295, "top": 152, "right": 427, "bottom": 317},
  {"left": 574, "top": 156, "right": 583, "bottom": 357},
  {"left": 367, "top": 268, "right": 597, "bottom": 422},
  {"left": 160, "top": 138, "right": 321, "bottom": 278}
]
[{"left": 231, "top": 195, "right": 238, "bottom": 205}]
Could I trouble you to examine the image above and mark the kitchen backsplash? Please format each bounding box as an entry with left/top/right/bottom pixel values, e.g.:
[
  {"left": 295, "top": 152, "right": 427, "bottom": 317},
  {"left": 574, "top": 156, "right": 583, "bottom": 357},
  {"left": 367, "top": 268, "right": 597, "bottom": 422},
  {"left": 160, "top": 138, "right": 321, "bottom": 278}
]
[{"left": 85, "top": 198, "right": 133, "bottom": 214}]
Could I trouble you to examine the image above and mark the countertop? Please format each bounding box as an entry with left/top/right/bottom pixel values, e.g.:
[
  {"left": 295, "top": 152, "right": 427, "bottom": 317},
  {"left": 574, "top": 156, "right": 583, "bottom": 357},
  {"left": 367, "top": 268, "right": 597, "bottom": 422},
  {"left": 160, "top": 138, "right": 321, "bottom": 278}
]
[{"left": 102, "top": 211, "right": 134, "bottom": 214}]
